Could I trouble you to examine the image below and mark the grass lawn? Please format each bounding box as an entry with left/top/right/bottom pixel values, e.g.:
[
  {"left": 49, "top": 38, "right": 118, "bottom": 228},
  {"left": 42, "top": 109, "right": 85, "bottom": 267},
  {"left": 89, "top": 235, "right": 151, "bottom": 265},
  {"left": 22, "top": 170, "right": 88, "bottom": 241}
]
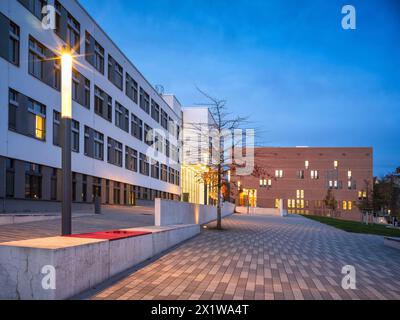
[{"left": 300, "top": 215, "right": 400, "bottom": 237}]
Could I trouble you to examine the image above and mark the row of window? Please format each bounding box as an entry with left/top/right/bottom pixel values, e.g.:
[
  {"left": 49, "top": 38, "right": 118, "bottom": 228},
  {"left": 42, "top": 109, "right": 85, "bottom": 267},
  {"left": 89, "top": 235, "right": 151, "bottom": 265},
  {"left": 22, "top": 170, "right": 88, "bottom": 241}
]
[
  {"left": 2, "top": 6, "right": 181, "bottom": 158},
  {"left": 7, "top": 88, "right": 180, "bottom": 186},
  {"left": 5, "top": 158, "right": 178, "bottom": 202},
  {"left": 286, "top": 199, "right": 354, "bottom": 211},
  {"left": 274, "top": 169, "right": 354, "bottom": 180}
]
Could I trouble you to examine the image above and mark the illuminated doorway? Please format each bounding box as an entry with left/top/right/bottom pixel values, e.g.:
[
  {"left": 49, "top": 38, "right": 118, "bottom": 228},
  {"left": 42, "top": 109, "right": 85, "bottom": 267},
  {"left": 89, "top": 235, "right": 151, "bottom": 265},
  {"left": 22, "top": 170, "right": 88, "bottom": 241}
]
[{"left": 239, "top": 189, "right": 257, "bottom": 207}]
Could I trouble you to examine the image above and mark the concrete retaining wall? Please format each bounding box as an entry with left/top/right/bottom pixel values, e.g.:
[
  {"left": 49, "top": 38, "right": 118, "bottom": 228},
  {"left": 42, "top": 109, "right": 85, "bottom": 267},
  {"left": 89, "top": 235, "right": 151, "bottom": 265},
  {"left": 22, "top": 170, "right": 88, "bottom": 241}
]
[
  {"left": 236, "top": 206, "right": 280, "bottom": 215},
  {"left": 155, "top": 200, "right": 235, "bottom": 226},
  {"left": 0, "top": 224, "right": 199, "bottom": 300}
]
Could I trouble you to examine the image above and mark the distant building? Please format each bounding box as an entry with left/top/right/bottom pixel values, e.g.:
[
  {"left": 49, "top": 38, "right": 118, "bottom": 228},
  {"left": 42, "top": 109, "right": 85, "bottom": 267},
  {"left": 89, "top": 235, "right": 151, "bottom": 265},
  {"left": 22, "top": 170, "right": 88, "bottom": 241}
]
[{"left": 230, "top": 147, "right": 373, "bottom": 221}]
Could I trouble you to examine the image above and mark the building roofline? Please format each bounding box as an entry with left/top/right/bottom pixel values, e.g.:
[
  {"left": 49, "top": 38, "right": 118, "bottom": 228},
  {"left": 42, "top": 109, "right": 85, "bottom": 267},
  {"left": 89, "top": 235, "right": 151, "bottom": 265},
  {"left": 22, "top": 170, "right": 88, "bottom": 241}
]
[{"left": 74, "top": 0, "right": 180, "bottom": 118}]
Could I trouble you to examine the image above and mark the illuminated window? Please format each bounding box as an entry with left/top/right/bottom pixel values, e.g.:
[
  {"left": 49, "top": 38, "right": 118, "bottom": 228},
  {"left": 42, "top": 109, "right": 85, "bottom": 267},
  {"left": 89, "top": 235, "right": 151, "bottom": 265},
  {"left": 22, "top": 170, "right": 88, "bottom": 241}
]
[
  {"left": 311, "top": 170, "right": 319, "bottom": 179},
  {"left": 348, "top": 180, "right": 352, "bottom": 189},
  {"left": 348, "top": 201, "right": 352, "bottom": 210},
  {"left": 347, "top": 171, "right": 352, "bottom": 179},
  {"left": 259, "top": 179, "right": 263, "bottom": 187},
  {"left": 267, "top": 179, "right": 272, "bottom": 186},
  {"left": 305, "top": 160, "right": 309, "bottom": 169},
  {"left": 334, "top": 160, "right": 338, "bottom": 168},
  {"left": 296, "top": 190, "right": 304, "bottom": 199},
  {"left": 275, "top": 199, "right": 280, "bottom": 208},
  {"left": 343, "top": 201, "right": 347, "bottom": 210},
  {"left": 275, "top": 170, "right": 283, "bottom": 178},
  {"left": 35, "top": 115, "right": 45, "bottom": 140}
]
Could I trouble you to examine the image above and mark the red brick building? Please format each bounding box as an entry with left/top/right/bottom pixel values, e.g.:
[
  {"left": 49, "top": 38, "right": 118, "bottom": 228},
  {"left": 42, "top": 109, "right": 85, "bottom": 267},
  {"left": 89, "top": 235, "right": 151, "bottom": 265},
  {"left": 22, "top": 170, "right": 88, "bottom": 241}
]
[{"left": 231, "top": 147, "right": 373, "bottom": 221}]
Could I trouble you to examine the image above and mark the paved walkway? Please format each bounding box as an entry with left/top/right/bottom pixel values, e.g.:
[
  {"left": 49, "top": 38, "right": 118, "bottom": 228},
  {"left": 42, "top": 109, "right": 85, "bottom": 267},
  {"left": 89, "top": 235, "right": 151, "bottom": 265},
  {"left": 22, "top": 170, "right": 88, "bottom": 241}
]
[
  {"left": 0, "top": 206, "right": 154, "bottom": 243},
  {"left": 85, "top": 214, "right": 400, "bottom": 300}
]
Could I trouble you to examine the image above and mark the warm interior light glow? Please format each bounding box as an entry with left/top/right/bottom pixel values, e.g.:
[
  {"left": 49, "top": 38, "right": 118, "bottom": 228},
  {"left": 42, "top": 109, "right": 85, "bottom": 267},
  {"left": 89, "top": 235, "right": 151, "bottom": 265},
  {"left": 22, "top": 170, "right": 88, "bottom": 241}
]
[{"left": 61, "top": 53, "right": 73, "bottom": 119}]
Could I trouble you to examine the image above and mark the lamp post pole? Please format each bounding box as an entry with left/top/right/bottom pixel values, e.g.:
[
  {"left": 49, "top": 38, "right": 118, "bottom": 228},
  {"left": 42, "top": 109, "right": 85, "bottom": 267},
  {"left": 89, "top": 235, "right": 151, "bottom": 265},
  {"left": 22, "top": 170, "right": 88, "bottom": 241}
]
[{"left": 61, "top": 52, "right": 72, "bottom": 235}]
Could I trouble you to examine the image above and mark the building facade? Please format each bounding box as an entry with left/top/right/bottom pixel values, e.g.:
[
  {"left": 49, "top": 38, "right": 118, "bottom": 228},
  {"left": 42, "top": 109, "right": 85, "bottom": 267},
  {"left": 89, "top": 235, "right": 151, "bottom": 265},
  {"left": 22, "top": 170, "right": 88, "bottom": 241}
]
[
  {"left": 0, "top": 0, "right": 182, "bottom": 212},
  {"left": 231, "top": 147, "right": 373, "bottom": 221},
  {"left": 181, "top": 107, "right": 218, "bottom": 205}
]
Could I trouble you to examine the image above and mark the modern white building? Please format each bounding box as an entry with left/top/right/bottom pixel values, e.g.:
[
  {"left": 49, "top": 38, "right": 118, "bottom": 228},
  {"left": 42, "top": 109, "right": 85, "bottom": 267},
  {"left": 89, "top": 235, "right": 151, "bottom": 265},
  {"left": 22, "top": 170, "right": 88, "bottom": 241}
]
[
  {"left": 0, "top": 0, "right": 182, "bottom": 212},
  {"left": 181, "top": 107, "right": 218, "bottom": 205}
]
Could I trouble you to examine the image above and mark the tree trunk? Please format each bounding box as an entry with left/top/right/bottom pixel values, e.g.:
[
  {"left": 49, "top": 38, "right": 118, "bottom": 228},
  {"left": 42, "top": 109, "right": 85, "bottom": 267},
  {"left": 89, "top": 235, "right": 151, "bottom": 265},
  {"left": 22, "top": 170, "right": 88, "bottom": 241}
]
[{"left": 216, "top": 163, "right": 222, "bottom": 230}]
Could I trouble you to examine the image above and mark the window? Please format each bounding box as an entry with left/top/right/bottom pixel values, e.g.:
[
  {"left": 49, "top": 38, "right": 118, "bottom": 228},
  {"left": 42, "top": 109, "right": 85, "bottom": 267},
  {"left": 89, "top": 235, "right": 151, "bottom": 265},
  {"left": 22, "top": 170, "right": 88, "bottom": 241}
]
[
  {"left": 82, "top": 175, "right": 87, "bottom": 202},
  {"left": 144, "top": 124, "right": 153, "bottom": 146},
  {"left": 8, "top": 89, "right": 18, "bottom": 130},
  {"left": 358, "top": 191, "right": 367, "bottom": 200},
  {"left": 85, "top": 31, "right": 104, "bottom": 74},
  {"left": 125, "top": 146, "right": 138, "bottom": 172},
  {"left": 160, "top": 164, "right": 168, "bottom": 182},
  {"left": 151, "top": 160, "right": 160, "bottom": 179},
  {"left": 55, "top": 1, "right": 80, "bottom": 53},
  {"left": 305, "top": 160, "right": 309, "bottom": 169},
  {"left": 329, "top": 180, "right": 339, "bottom": 189},
  {"left": 28, "top": 99, "right": 46, "bottom": 140},
  {"left": 311, "top": 170, "right": 319, "bottom": 179},
  {"left": 151, "top": 100, "right": 160, "bottom": 122},
  {"left": 92, "top": 177, "right": 101, "bottom": 202},
  {"left": 9, "top": 20, "right": 20, "bottom": 65},
  {"left": 6, "top": 159, "right": 15, "bottom": 198},
  {"left": 28, "top": 37, "right": 44, "bottom": 80},
  {"left": 275, "top": 170, "right": 283, "bottom": 178},
  {"left": 67, "top": 13, "right": 80, "bottom": 52},
  {"left": 126, "top": 73, "right": 138, "bottom": 103},
  {"left": 297, "top": 170, "right": 305, "bottom": 179},
  {"left": 84, "top": 126, "right": 104, "bottom": 160},
  {"left": 8, "top": 88, "right": 46, "bottom": 141},
  {"left": 347, "top": 171, "right": 352, "bottom": 179},
  {"left": 131, "top": 114, "right": 143, "bottom": 141},
  {"left": 69, "top": 69, "right": 91, "bottom": 107},
  {"left": 139, "top": 153, "right": 149, "bottom": 176},
  {"left": 18, "top": 0, "right": 47, "bottom": 20},
  {"left": 53, "top": 111, "right": 79, "bottom": 152},
  {"left": 94, "top": 86, "right": 112, "bottom": 122},
  {"left": 169, "top": 167, "right": 175, "bottom": 184},
  {"left": 108, "top": 55, "right": 123, "bottom": 90},
  {"left": 139, "top": 88, "right": 150, "bottom": 113},
  {"left": 71, "top": 120, "right": 80, "bottom": 152},
  {"left": 25, "top": 162, "right": 42, "bottom": 199},
  {"left": 296, "top": 190, "right": 304, "bottom": 199},
  {"left": 72, "top": 69, "right": 79, "bottom": 101},
  {"left": 334, "top": 160, "right": 338, "bottom": 168},
  {"left": 107, "top": 137, "right": 123, "bottom": 167},
  {"left": 343, "top": 201, "right": 347, "bottom": 210},
  {"left": 51, "top": 168, "right": 57, "bottom": 200},
  {"left": 115, "top": 102, "right": 129, "bottom": 132},
  {"left": 84, "top": 79, "right": 90, "bottom": 109},
  {"left": 160, "top": 109, "right": 168, "bottom": 129},
  {"left": 348, "top": 180, "right": 352, "bottom": 190},
  {"left": 28, "top": 36, "right": 59, "bottom": 90}
]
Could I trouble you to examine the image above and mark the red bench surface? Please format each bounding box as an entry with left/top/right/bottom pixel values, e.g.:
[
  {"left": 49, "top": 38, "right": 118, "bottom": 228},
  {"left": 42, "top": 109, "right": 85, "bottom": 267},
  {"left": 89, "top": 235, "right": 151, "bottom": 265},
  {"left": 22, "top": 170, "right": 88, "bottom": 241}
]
[{"left": 64, "top": 230, "right": 151, "bottom": 241}]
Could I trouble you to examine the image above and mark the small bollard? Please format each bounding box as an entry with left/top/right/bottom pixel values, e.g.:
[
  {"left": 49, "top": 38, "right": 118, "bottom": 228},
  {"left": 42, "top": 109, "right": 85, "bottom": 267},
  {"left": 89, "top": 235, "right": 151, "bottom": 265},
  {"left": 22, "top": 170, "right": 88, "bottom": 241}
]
[{"left": 94, "top": 196, "right": 101, "bottom": 214}]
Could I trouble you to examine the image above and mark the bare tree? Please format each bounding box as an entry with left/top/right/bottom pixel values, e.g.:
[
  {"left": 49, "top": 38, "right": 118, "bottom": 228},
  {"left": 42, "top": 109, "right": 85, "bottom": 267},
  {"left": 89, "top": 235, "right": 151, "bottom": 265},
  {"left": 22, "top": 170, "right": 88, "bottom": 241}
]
[
  {"left": 184, "top": 88, "right": 249, "bottom": 230},
  {"left": 324, "top": 189, "right": 338, "bottom": 217},
  {"left": 356, "top": 179, "right": 374, "bottom": 224}
]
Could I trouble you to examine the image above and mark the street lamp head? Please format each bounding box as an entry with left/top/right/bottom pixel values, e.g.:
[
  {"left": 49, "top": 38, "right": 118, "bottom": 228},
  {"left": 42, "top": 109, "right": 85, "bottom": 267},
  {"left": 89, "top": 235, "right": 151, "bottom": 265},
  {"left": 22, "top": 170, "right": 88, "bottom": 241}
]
[{"left": 61, "top": 50, "right": 73, "bottom": 119}]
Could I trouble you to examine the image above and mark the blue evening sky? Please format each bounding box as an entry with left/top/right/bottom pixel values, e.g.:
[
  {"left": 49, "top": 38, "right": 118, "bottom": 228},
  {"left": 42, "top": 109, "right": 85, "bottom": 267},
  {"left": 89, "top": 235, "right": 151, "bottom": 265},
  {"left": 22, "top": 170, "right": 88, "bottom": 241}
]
[{"left": 79, "top": 0, "right": 400, "bottom": 176}]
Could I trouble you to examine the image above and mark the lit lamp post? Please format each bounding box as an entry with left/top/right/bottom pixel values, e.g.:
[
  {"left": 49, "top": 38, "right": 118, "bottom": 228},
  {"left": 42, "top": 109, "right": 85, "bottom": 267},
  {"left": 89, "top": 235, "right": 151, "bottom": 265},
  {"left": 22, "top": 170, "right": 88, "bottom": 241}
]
[{"left": 61, "top": 50, "right": 72, "bottom": 235}]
